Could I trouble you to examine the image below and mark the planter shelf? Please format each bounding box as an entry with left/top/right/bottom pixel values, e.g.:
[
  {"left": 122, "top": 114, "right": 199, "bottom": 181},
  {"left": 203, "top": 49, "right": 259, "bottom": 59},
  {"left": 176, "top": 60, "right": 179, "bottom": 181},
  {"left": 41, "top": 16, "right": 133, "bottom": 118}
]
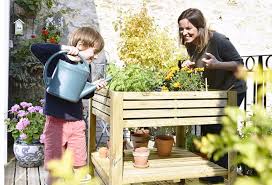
[{"left": 89, "top": 89, "right": 237, "bottom": 185}]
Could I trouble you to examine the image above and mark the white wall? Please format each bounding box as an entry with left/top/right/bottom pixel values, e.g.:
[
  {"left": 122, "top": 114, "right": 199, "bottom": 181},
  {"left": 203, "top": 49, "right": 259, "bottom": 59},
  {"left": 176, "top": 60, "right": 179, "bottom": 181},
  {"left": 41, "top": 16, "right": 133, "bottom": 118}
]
[
  {"left": 0, "top": 0, "right": 10, "bottom": 180},
  {"left": 93, "top": 0, "right": 272, "bottom": 58}
]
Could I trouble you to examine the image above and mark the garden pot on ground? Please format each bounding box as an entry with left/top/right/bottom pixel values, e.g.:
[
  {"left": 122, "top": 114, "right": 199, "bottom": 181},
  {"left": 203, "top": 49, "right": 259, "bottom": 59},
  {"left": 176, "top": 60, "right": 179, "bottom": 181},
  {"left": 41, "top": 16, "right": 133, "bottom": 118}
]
[
  {"left": 98, "top": 147, "right": 108, "bottom": 158},
  {"left": 132, "top": 147, "right": 150, "bottom": 168},
  {"left": 13, "top": 139, "right": 44, "bottom": 168},
  {"left": 155, "top": 135, "right": 174, "bottom": 157}
]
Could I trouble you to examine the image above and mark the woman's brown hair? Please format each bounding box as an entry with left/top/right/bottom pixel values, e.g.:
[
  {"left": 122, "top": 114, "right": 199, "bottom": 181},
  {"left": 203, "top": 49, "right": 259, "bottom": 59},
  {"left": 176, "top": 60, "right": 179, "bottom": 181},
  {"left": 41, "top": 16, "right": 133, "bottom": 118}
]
[{"left": 68, "top": 27, "right": 104, "bottom": 54}]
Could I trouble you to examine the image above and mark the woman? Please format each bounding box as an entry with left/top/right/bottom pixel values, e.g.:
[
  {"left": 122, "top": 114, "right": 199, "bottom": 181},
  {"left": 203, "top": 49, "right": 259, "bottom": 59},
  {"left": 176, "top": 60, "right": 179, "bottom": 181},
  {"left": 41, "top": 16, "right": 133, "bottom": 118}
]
[{"left": 177, "top": 8, "right": 246, "bottom": 183}]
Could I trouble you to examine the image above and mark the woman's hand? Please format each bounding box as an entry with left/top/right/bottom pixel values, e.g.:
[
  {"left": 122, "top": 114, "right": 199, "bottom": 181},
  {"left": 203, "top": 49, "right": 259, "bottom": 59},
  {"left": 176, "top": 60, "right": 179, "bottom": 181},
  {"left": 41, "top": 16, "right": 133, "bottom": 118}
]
[
  {"left": 93, "top": 79, "right": 107, "bottom": 91},
  {"left": 181, "top": 60, "right": 195, "bottom": 68},
  {"left": 202, "top": 53, "right": 220, "bottom": 69}
]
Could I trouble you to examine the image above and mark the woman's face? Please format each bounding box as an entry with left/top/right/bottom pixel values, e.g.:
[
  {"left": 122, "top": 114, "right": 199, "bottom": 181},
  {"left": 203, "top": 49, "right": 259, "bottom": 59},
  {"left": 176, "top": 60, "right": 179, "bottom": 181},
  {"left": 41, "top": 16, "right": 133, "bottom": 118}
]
[{"left": 178, "top": 18, "right": 199, "bottom": 45}]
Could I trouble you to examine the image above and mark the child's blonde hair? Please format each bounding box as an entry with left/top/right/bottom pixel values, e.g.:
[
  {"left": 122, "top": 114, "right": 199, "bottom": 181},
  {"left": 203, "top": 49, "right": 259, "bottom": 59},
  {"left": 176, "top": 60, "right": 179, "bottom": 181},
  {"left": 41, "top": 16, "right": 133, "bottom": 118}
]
[{"left": 68, "top": 27, "right": 104, "bottom": 54}]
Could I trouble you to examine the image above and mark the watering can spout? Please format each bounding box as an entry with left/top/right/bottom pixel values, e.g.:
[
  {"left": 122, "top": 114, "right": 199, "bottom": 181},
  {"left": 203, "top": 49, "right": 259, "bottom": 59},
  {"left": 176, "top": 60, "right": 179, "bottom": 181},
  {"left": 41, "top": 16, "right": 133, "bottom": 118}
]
[
  {"left": 79, "top": 76, "right": 112, "bottom": 99},
  {"left": 80, "top": 82, "right": 97, "bottom": 99}
]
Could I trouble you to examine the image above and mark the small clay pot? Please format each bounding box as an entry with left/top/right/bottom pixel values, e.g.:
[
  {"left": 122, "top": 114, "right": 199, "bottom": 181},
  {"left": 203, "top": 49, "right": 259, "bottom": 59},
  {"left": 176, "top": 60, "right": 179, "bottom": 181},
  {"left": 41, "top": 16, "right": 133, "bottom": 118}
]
[
  {"left": 98, "top": 147, "right": 108, "bottom": 158},
  {"left": 155, "top": 135, "right": 174, "bottom": 157},
  {"left": 133, "top": 147, "right": 150, "bottom": 168},
  {"left": 131, "top": 132, "right": 150, "bottom": 149}
]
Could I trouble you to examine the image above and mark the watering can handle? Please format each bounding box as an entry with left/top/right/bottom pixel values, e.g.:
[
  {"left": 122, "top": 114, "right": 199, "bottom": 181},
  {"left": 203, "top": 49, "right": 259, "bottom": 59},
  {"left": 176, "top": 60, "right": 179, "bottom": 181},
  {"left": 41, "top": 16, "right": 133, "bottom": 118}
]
[{"left": 43, "top": 50, "right": 89, "bottom": 87}]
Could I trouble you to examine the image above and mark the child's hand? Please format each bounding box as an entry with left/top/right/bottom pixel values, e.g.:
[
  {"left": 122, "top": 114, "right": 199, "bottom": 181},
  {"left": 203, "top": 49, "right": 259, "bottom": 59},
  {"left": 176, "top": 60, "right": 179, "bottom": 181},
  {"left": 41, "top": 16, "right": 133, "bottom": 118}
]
[
  {"left": 61, "top": 45, "right": 81, "bottom": 62},
  {"left": 93, "top": 79, "right": 107, "bottom": 91},
  {"left": 79, "top": 48, "right": 96, "bottom": 63},
  {"left": 61, "top": 45, "right": 79, "bottom": 55}
]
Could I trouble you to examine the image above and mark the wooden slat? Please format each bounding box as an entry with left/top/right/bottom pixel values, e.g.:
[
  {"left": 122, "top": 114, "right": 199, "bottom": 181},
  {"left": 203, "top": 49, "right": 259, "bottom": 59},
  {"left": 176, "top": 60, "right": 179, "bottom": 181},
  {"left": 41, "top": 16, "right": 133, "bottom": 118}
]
[
  {"left": 92, "top": 153, "right": 109, "bottom": 184},
  {"left": 28, "top": 167, "right": 40, "bottom": 185},
  {"left": 4, "top": 159, "right": 15, "bottom": 185},
  {"left": 227, "top": 91, "right": 237, "bottom": 185},
  {"left": 93, "top": 94, "right": 111, "bottom": 106},
  {"left": 123, "top": 117, "right": 222, "bottom": 127},
  {"left": 39, "top": 166, "right": 47, "bottom": 185},
  {"left": 91, "top": 148, "right": 227, "bottom": 185},
  {"left": 95, "top": 88, "right": 111, "bottom": 97},
  {"left": 89, "top": 100, "right": 97, "bottom": 176},
  {"left": 92, "top": 101, "right": 111, "bottom": 115},
  {"left": 14, "top": 162, "right": 27, "bottom": 185},
  {"left": 109, "top": 92, "right": 124, "bottom": 185},
  {"left": 123, "top": 99, "right": 227, "bottom": 109},
  {"left": 92, "top": 107, "right": 110, "bottom": 123},
  {"left": 120, "top": 91, "right": 228, "bottom": 100},
  {"left": 123, "top": 108, "right": 224, "bottom": 119}
]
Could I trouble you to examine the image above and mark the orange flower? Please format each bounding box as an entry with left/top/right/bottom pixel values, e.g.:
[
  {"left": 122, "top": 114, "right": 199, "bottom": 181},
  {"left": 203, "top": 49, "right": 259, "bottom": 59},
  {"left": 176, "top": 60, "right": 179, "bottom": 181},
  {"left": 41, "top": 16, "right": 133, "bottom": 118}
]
[
  {"left": 49, "top": 37, "right": 56, "bottom": 43},
  {"left": 41, "top": 29, "right": 49, "bottom": 36}
]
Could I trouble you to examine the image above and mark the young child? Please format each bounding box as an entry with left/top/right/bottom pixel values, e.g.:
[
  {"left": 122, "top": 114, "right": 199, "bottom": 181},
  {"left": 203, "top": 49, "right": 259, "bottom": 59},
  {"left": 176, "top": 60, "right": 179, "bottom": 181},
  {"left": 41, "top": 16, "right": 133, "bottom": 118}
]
[{"left": 31, "top": 27, "right": 107, "bottom": 185}]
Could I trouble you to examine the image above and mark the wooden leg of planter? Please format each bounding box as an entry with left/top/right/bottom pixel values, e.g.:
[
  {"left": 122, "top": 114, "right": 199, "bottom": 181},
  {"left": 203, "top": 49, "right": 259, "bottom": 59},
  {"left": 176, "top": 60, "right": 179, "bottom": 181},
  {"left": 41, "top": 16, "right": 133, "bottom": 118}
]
[
  {"left": 109, "top": 93, "right": 123, "bottom": 185},
  {"left": 88, "top": 100, "right": 97, "bottom": 177},
  {"left": 176, "top": 126, "right": 185, "bottom": 184},
  {"left": 227, "top": 91, "right": 237, "bottom": 185},
  {"left": 228, "top": 151, "right": 236, "bottom": 185},
  {"left": 175, "top": 126, "right": 185, "bottom": 148}
]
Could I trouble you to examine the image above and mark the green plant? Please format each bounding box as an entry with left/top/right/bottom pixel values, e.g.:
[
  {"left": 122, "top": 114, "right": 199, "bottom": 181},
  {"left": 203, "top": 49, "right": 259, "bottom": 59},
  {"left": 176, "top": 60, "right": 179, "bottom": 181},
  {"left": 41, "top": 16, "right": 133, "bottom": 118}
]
[
  {"left": 195, "top": 67, "right": 272, "bottom": 185},
  {"left": 162, "top": 66, "right": 205, "bottom": 91},
  {"left": 185, "top": 134, "right": 200, "bottom": 153},
  {"left": 5, "top": 100, "right": 45, "bottom": 144},
  {"left": 107, "top": 63, "right": 163, "bottom": 92},
  {"left": 10, "top": 37, "right": 44, "bottom": 89},
  {"left": 15, "top": 0, "right": 54, "bottom": 16},
  {"left": 114, "top": 6, "right": 185, "bottom": 70}
]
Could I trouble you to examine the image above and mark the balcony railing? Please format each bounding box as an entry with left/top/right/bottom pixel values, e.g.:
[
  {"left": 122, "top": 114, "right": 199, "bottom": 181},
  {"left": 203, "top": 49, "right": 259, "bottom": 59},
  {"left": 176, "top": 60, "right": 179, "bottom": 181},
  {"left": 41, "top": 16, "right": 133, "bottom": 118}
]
[{"left": 242, "top": 54, "right": 272, "bottom": 113}]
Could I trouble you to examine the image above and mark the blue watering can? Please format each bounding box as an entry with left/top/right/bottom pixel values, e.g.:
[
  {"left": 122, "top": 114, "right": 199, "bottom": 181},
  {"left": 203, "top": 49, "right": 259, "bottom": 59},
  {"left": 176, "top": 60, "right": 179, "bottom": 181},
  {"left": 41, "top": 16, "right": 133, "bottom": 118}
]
[{"left": 43, "top": 50, "right": 111, "bottom": 103}]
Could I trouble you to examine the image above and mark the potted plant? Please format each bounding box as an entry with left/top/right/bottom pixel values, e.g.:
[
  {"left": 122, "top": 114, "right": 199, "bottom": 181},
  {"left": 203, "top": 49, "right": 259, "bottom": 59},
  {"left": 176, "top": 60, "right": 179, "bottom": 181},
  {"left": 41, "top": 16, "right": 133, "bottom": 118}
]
[
  {"left": 5, "top": 99, "right": 45, "bottom": 167},
  {"left": 130, "top": 128, "right": 150, "bottom": 149},
  {"left": 132, "top": 147, "right": 150, "bottom": 168}
]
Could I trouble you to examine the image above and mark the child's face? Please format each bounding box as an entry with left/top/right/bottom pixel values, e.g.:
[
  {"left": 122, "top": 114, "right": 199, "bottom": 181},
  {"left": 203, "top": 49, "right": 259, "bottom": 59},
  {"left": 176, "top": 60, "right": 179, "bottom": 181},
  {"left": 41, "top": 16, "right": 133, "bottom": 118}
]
[{"left": 76, "top": 41, "right": 100, "bottom": 63}]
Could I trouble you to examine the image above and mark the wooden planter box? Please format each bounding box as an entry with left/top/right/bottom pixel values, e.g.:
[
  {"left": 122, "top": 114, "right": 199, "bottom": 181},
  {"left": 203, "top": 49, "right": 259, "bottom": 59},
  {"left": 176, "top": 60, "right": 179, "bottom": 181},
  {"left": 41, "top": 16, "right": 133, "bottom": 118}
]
[{"left": 88, "top": 89, "right": 237, "bottom": 185}]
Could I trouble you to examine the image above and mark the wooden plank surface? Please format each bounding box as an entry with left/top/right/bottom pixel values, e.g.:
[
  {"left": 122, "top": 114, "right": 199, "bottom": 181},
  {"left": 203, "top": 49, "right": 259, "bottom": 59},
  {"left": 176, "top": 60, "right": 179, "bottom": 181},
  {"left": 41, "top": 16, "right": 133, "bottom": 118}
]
[
  {"left": 14, "top": 162, "right": 27, "bottom": 185},
  {"left": 121, "top": 91, "right": 228, "bottom": 100},
  {"left": 93, "top": 94, "right": 111, "bottom": 106},
  {"left": 123, "top": 108, "right": 225, "bottom": 119},
  {"left": 123, "top": 99, "right": 227, "bottom": 109},
  {"left": 109, "top": 92, "right": 124, "bottom": 185},
  {"left": 92, "top": 107, "right": 110, "bottom": 123},
  {"left": 92, "top": 148, "right": 227, "bottom": 184},
  {"left": 39, "top": 166, "right": 47, "bottom": 185},
  {"left": 28, "top": 167, "right": 40, "bottom": 185},
  {"left": 92, "top": 100, "right": 111, "bottom": 115},
  {"left": 4, "top": 159, "right": 15, "bottom": 185}
]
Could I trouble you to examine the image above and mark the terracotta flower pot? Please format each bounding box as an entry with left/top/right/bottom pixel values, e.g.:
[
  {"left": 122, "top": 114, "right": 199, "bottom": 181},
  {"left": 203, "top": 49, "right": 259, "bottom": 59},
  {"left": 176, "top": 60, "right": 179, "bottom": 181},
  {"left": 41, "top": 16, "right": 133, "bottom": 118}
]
[
  {"left": 132, "top": 147, "right": 150, "bottom": 168},
  {"left": 131, "top": 131, "right": 150, "bottom": 149},
  {"left": 155, "top": 135, "right": 174, "bottom": 157},
  {"left": 98, "top": 147, "right": 108, "bottom": 158}
]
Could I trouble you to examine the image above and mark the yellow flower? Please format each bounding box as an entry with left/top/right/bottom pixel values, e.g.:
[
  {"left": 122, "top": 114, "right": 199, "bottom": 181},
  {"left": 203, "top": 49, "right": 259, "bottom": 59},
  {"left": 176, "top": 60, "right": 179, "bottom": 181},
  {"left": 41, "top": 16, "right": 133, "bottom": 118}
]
[
  {"left": 173, "top": 82, "right": 181, "bottom": 88},
  {"left": 161, "top": 86, "right": 169, "bottom": 92},
  {"left": 187, "top": 69, "right": 193, "bottom": 73}
]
